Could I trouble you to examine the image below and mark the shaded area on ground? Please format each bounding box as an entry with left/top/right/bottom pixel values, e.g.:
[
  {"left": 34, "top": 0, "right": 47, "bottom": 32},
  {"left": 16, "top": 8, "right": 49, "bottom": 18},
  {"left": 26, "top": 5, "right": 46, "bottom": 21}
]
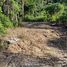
[
  {"left": 22, "top": 22, "right": 67, "bottom": 51},
  {"left": 22, "top": 22, "right": 66, "bottom": 29},
  {"left": 0, "top": 52, "right": 67, "bottom": 67}
]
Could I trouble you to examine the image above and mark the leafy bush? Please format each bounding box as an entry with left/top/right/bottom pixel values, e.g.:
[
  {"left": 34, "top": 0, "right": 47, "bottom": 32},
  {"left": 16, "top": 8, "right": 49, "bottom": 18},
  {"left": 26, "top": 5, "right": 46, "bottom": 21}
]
[
  {"left": 45, "top": 3, "right": 64, "bottom": 22},
  {"left": 59, "top": 4, "right": 67, "bottom": 24},
  {"left": 0, "top": 22, "right": 6, "bottom": 34},
  {"left": 0, "top": 0, "right": 21, "bottom": 34},
  {"left": 24, "top": 10, "right": 48, "bottom": 21},
  {"left": 24, "top": 1, "right": 67, "bottom": 24},
  {"left": 25, "top": 15, "right": 44, "bottom": 21},
  {"left": 0, "top": 7, "right": 13, "bottom": 34},
  {"left": 0, "top": 13, "right": 13, "bottom": 28}
]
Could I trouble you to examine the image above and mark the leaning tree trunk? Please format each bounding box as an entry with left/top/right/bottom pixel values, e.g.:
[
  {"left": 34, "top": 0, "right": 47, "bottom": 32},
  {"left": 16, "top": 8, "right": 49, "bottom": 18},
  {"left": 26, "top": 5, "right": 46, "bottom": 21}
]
[{"left": 18, "top": 0, "right": 24, "bottom": 25}]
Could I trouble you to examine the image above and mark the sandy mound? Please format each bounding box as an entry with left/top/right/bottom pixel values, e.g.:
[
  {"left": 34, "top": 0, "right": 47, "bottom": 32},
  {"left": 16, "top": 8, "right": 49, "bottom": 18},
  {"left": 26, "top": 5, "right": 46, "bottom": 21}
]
[{"left": 1, "top": 26, "right": 66, "bottom": 59}]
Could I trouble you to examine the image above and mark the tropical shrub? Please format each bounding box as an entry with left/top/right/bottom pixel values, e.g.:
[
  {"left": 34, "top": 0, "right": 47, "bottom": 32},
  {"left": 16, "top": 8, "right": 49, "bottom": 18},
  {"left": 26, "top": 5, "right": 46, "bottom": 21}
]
[
  {"left": 0, "top": 22, "right": 6, "bottom": 34},
  {"left": 44, "top": 3, "right": 64, "bottom": 22}
]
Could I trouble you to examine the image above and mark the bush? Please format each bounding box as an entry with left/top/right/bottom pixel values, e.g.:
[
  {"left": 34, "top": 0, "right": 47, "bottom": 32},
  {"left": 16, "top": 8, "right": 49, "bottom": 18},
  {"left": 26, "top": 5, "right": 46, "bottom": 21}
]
[
  {"left": 59, "top": 5, "right": 67, "bottom": 26},
  {"left": 24, "top": 3, "right": 65, "bottom": 22},
  {"left": 24, "top": 14, "right": 48, "bottom": 22},
  {"left": 0, "top": 13, "right": 13, "bottom": 28},
  {"left": 0, "top": 7, "right": 13, "bottom": 34},
  {"left": 0, "top": 22, "right": 6, "bottom": 35},
  {"left": 24, "top": 10, "right": 48, "bottom": 21},
  {"left": 45, "top": 3, "right": 64, "bottom": 22},
  {"left": 25, "top": 15, "right": 45, "bottom": 21}
]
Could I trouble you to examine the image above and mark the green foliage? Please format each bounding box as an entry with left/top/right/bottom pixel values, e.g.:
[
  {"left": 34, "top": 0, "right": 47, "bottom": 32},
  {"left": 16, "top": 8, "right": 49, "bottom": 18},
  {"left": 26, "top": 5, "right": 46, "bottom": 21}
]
[
  {"left": 59, "top": 4, "right": 67, "bottom": 23},
  {"left": 24, "top": 11, "right": 48, "bottom": 21},
  {"left": 0, "top": 7, "right": 2, "bottom": 13},
  {"left": 0, "top": 6, "right": 13, "bottom": 34},
  {"left": 11, "top": 0, "right": 20, "bottom": 13},
  {"left": 8, "top": 0, "right": 21, "bottom": 26},
  {"left": 24, "top": 0, "right": 67, "bottom": 23},
  {"left": 0, "top": 22, "right": 6, "bottom": 34},
  {"left": 25, "top": 15, "right": 45, "bottom": 21},
  {"left": 0, "top": 13, "right": 13, "bottom": 28},
  {"left": 0, "top": 0, "right": 20, "bottom": 34},
  {"left": 45, "top": 3, "right": 64, "bottom": 22},
  {"left": 0, "top": 0, "right": 6, "bottom": 6},
  {"left": 0, "top": 0, "right": 67, "bottom": 35}
]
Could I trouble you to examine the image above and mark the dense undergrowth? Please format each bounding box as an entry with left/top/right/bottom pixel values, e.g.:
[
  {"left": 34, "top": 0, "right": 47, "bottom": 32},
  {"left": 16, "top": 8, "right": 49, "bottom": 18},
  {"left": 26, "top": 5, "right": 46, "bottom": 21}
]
[
  {"left": 0, "top": 0, "right": 23, "bottom": 34},
  {"left": 24, "top": 0, "right": 67, "bottom": 23},
  {"left": 0, "top": 0, "right": 67, "bottom": 34}
]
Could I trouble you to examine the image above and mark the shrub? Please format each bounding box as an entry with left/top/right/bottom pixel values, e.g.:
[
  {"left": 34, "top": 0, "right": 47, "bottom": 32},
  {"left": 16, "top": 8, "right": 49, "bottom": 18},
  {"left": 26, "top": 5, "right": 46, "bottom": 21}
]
[
  {"left": 0, "top": 7, "right": 13, "bottom": 34},
  {"left": 24, "top": 2, "right": 65, "bottom": 22},
  {"left": 0, "top": 13, "right": 13, "bottom": 28},
  {"left": 24, "top": 12, "right": 48, "bottom": 22},
  {"left": 59, "top": 5, "right": 67, "bottom": 25},
  {"left": 45, "top": 3, "right": 64, "bottom": 22},
  {"left": 0, "top": 22, "right": 6, "bottom": 35}
]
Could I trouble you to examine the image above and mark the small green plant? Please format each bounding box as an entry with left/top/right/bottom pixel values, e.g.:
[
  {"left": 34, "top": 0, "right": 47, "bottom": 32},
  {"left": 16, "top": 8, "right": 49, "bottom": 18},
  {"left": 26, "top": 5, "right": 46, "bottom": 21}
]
[{"left": 0, "top": 22, "right": 6, "bottom": 35}]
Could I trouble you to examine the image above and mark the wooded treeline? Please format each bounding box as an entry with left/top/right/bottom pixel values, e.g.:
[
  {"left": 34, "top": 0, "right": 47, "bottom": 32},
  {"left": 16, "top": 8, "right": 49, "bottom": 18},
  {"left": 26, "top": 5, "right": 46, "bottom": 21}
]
[{"left": 0, "top": 0, "right": 67, "bottom": 34}]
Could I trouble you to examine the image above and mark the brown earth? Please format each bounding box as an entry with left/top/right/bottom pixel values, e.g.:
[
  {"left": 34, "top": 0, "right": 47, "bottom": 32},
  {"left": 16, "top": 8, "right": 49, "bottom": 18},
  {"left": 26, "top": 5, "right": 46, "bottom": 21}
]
[{"left": 0, "top": 23, "right": 67, "bottom": 67}]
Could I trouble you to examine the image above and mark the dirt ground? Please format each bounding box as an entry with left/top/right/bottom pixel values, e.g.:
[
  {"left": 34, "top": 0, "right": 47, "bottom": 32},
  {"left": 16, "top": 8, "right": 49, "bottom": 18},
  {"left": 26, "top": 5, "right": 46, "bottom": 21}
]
[{"left": 0, "top": 23, "right": 67, "bottom": 67}]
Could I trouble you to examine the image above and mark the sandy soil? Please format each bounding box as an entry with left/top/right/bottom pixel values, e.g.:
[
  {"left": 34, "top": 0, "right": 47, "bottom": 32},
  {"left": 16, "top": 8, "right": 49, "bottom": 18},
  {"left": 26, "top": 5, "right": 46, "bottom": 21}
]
[{"left": 0, "top": 23, "right": 67, "bottom": 67}]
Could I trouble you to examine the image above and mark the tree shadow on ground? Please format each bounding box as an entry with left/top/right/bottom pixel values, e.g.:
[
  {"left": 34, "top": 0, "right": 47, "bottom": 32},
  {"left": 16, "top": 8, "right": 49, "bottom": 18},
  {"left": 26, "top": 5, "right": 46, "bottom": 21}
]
[
  {"left": 23, "top": 22, "right": 67, "bottom": 48},
  {"left": 47, "top": 27, "right": 67, "bottom": 52},
  {"left": 0, "top": 52, "right": 66, "bottom": 67},
  {"left": 22, "top": 22, "right": 52, "bottom": 29},
  {"left": 23, "top": 22, "right": 67, "bottom": 51},
  {"left": 47, "top": 37, "right": 67, "bottom": 51},
  {"left": 22, "top": 22, "right": 65, "bottom": 30}
]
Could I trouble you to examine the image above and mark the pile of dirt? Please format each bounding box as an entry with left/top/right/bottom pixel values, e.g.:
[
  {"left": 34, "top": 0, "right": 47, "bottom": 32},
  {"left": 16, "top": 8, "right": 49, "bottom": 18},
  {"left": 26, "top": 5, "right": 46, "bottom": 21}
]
[
  {"left": 1, "top": 26, "right": 66, "bottom": 58},
  {"left": 0, "top": 24, "right": 67, "bottom": 67}
]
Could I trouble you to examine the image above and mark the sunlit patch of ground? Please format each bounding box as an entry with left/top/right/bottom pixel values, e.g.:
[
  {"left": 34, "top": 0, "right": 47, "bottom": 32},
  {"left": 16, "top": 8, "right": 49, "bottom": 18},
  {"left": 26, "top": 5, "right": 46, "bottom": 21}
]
[
  {"left": 3, "top": 26, "right": 67, "bottom": 58},
  {"left": 0, "top": 24, "right": 67, "bottom": 67}
]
